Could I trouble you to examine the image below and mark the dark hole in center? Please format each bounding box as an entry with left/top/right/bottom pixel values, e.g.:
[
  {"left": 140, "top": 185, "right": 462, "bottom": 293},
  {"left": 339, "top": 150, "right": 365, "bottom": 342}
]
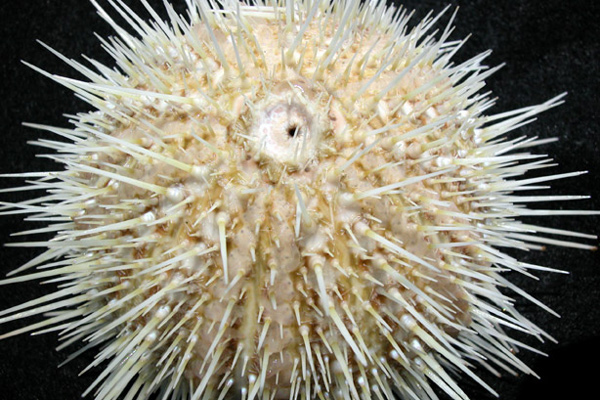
[{"left": 287, "top": 125, "right": 299, "bottom": 138}]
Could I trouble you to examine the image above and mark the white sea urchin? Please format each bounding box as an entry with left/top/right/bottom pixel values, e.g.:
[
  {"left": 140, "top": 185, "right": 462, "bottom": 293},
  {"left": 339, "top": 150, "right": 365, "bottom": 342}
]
[{"left": 0, "top": 1, "right": 597, "bottom": 399}]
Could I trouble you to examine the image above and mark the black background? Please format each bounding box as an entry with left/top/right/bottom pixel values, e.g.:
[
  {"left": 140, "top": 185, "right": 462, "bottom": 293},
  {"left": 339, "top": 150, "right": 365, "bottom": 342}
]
[{"left": 0, "top": 1, "right": 598, "bottom": 399}]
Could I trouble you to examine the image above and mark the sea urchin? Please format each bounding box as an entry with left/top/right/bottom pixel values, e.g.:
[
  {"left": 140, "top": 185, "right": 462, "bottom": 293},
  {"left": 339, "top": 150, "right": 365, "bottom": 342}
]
[{"left": 0, "top": 1, "right": 597, "bottom": 400}]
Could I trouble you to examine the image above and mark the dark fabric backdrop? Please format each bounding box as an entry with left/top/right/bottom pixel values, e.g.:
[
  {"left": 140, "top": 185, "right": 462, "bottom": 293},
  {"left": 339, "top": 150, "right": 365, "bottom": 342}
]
[{"left": 0, "top": 1, "right": 598, "bottom": 399}]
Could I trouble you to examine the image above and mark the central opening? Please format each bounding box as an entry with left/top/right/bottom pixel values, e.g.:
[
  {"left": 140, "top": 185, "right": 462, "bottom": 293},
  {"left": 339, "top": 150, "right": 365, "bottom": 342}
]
[{"left": 287, "top": 124, "right": 299, "bottom": 138}]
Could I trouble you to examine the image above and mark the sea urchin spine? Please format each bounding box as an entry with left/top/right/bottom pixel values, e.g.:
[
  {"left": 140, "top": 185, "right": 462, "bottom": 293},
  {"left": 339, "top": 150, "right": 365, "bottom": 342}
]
[{"left": 0, "top": 1, "right": 597, "bottom": 400}]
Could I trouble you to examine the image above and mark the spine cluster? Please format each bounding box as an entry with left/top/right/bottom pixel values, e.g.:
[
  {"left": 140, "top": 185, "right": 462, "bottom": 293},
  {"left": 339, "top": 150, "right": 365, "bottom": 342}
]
[{"left": 0, "top": 1, "right": 596, "bottom": 400}]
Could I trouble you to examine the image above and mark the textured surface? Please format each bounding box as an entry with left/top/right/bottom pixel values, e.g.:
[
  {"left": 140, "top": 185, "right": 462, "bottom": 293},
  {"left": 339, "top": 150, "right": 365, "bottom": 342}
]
[{"left": 0, "top": 1, "right": 599, "bottom": 399}]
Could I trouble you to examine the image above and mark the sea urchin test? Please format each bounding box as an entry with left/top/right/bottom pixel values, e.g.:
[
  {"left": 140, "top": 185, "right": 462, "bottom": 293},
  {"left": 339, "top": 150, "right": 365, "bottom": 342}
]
[{"left": 0, "top": 1, "right": 597, "bottom": 399}]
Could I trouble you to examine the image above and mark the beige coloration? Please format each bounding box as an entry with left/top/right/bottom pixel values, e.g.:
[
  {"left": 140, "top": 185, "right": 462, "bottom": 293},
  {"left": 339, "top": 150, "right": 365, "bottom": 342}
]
[
  {"left": 86, "top": 7, "right": 482, "bottom": 397},
  {"left": 0, "top": 1, "right": 597, "bottom": 400}
]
